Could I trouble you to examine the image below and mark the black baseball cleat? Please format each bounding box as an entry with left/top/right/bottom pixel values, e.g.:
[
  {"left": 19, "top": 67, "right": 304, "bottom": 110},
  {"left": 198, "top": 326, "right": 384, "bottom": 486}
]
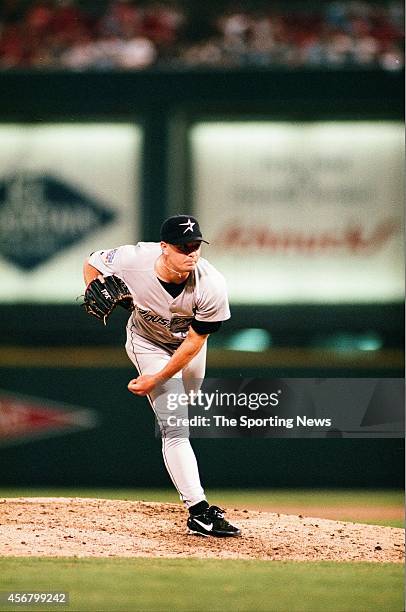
[{"left": 187, "top": 505, "right": 241, "bottom": 537}]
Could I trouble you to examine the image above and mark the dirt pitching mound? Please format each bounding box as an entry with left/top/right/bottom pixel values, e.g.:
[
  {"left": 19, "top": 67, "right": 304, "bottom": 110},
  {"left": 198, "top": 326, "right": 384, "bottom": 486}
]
[{"left": 0, "top": 498, "right": 403, "bottom": 563}]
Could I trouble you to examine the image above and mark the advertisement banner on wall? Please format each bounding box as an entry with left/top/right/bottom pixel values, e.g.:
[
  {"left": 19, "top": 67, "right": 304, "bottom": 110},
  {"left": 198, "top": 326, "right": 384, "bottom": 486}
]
[
  {"left": 191, "top": 122, "right": 404, "bottom": 304},
  {"left": 0, "top": 389, "right": 98, "bottom": 447},
  {"left": 0, "top": 123, "right": 141, "bottom": 303}
]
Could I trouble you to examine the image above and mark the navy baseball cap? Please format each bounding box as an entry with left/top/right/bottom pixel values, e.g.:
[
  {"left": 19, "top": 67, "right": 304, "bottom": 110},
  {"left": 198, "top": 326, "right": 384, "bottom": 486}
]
[{"left": 160, "top": 215, "right": 209, "bottom": 245}]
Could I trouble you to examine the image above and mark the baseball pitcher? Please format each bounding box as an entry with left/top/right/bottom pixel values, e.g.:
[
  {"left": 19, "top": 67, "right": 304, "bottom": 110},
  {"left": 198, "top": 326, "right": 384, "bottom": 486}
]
[{"left": 83, "top": 215, "right": 241, "bottom": 537}]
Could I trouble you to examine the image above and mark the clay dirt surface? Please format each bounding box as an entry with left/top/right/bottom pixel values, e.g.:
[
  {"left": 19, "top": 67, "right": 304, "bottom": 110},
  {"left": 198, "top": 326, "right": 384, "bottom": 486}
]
[{"left": 0, "top": 498, "right": 403, "bottom": 563}]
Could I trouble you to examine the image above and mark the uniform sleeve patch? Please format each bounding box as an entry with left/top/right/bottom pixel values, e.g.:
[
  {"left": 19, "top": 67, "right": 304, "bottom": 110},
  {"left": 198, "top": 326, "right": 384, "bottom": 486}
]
[{"left": 104, "top": 248, "right": 117, "bottom": 264}]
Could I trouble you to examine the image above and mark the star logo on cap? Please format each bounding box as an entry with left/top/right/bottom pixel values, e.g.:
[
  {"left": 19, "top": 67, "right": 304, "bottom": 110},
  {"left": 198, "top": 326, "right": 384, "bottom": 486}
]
[{"left": 179, "top": 218, "right": 195, "bottom": 234}]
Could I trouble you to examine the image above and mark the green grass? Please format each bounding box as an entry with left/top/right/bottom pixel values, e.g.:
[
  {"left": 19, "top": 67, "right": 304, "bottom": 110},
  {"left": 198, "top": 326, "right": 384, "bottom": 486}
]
[
  {"left": 0, "top": 558, "right": 403, "bottom": 612},
  {"left": 357, "top": 519, "right": 402, "bottom": 528},
  {"left": 0, "top": 488, "right": 403, "bottom": 527},
  {"left": 0, "top": 487, "right": 403, "bottom": 507}
]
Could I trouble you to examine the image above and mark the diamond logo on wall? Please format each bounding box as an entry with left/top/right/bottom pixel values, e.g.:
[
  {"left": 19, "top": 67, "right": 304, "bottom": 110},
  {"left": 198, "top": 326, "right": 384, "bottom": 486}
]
[{"left": 0, "top": 173, "right": 116, "bottom": 270}]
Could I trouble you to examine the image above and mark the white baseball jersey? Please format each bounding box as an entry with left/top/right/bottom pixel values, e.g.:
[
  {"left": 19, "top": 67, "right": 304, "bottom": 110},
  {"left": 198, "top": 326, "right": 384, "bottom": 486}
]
[{"left": 88, "top": 242, "right": 230, "bottom": 352}]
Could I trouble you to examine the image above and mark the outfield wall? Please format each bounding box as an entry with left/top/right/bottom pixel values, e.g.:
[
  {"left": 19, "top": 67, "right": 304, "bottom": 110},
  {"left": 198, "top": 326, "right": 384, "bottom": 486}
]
[
  {"left": 0, "top": 365, "right": 403, "bottom": 488},
  {"left": 0, "top": 68, "right": 403, "bottom": 486}
]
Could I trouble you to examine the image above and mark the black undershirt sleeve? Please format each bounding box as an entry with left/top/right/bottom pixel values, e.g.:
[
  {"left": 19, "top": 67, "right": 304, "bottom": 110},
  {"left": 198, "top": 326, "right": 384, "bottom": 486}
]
[{"left": 191, "top": 319, "right": 223, "bottom": 335}]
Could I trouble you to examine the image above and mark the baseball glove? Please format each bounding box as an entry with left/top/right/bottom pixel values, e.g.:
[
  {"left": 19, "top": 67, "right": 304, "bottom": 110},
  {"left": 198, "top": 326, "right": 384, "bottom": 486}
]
[{"left": 83, "top": 275, "right": 134, "bottom": 325}]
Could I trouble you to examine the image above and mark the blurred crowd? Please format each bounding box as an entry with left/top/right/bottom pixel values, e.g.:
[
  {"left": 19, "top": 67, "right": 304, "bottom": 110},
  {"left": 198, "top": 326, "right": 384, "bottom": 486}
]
[{"left": 0, "top": 0, "right": 404, "bottom": 71}]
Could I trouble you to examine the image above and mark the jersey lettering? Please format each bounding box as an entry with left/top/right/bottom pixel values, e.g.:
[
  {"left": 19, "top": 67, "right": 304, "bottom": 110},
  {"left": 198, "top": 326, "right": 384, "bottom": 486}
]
[
  {"left": 136, "top": 307, "right": 170, "bottom": 328},
  {"left": 170, "top": 316, "right": 194, "bottom": 333}
]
